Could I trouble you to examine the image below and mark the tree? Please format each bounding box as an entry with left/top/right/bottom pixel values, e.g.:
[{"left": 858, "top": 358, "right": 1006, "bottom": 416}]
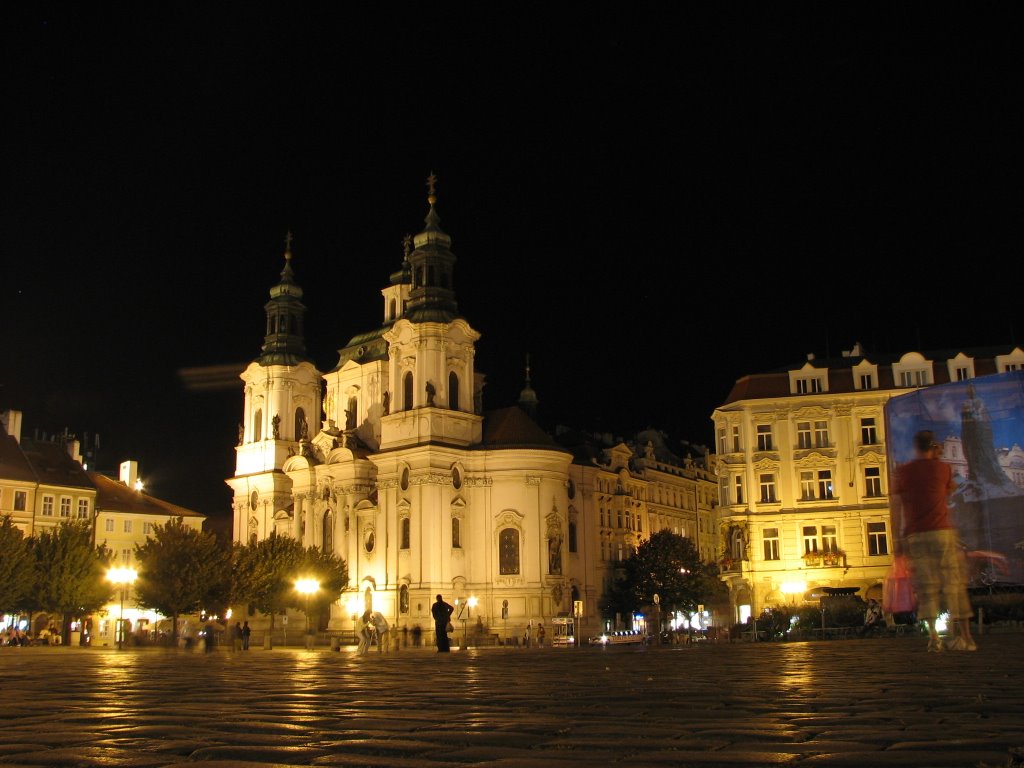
[
  {"left": 0, "top": 515, "right": 31, "bottom": 614},
  {"left": 621, "top": 530, "right": 725, "bottom": 623},
  {"left": 232, "top": 532, "right": 306, "bottom": 643},
  {"left": 233, "top": 534, "right": 348, "bottom": 644},
  {"left": 133, "top": 517, "right": 233, "bottom": 643},
  {"left": 25, "top": 520, "right": 113, "bottom": 643}
]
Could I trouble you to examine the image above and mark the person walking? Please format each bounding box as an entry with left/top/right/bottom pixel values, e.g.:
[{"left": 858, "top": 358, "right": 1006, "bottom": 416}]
[
  {"left": 890, "top": 430, "right": 977, "bottom": 652},
  {"left": 431, "top": 594, "right": 454, "bottom": 652},
  {"left": 241, "top": 621, "right": 251, "bottom": 651},
  {"left": 537, "top": 623, "right": 546, "bottom": 648}
]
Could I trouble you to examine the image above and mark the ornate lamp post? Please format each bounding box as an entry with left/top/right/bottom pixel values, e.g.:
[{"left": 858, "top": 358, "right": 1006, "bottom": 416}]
[
  {"left": 295, "top": 578, "right": 320, "bottom": 650},
  {"left": 107, "top": 567, "right": 137, "bottom": 651}
]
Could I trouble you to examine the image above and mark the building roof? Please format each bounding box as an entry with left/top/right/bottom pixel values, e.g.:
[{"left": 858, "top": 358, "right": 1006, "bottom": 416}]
[
  {"left": 480, "top": 406, "right": 563, "bottom": 449},
  {"left": 0, "top": 429, "right": 35, "bottom": 482},
  {"left": 721, "top": 344, "right": 1021, "bottom": 406},
  {"left": 89, "top": 472, "right": 204, "bottom": 519},
  {"left": 19, "top": 438, "right": 93, "bottom": 490}
]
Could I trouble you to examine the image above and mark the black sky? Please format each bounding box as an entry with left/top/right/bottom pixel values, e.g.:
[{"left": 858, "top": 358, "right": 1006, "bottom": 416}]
[{"left": 3, "top": 7, "right": 1021, "bottom": 528}]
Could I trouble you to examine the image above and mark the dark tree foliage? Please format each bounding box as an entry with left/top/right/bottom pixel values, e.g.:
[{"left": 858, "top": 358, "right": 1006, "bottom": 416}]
[
  {"left": 133, "top": 516, "right": 233, "bottom": 642},
  {"left": 0, "top": 515, "right": 31, "bottom": 613},
  {"left": 25, "top": 520, "right": 113, "bottom": 641},
  {"left": 616, "top": 530, "right": 726, "bottom": 618},
  {"left": 232, "top": 533, "right": 348, "bottom": 641}
]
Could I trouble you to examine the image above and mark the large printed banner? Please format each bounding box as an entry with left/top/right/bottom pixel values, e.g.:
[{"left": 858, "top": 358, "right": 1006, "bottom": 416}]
[{"left": 884, "top": 371, "right": 1024, "bottom": 587}]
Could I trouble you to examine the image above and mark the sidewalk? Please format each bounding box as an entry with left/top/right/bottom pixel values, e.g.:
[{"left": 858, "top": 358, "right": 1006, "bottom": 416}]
[{"left": 1, "top": 632, "right": 1022, "bottom": 767}]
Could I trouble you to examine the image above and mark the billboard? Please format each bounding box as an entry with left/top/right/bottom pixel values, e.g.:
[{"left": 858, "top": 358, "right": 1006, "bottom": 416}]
[{"left": 884, "top": 371, "right": 1024, "bottom": 587}]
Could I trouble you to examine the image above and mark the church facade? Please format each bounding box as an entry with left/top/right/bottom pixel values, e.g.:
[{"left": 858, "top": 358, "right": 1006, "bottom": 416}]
[{"left": 227, "top": 183, "right": 589, "bottom": 641}]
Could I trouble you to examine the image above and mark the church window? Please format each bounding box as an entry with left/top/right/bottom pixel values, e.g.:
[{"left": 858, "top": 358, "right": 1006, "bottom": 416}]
[
  {"left": 452, "top": 517, "right": 461, "bottom": 548},
  {"left": 568, "top": 521, "right": 577, "bottom": 553},
  {"left": 346, "top": 397, "right": 357, "bottom": 429},
  {"left": 254, "top": 409, "right": 263, "bottom": 441},
  {"left": 400, "top": 517, "right": 410, "bottom": 549},
  {"left": 389, "top": 298, "right": 396, "bottom": 320},
  {"left": 403, "top": 372, "right": 414, "bottom": 410},
  {"left": 499, "top": 528, "right": 520, "bottom": 574},
  {"left": 294, "top": 407, "right": 305, "bottom": 440},
  {"left": 400, "top": 467, "right": 410, "bottom": 491},
  {"left": 448, "top": 371, "right": 459, "bottom": 410},
  {"left": 323, "top": 510, "right": 333, "bottom": 552},
  {"left": 452, "top": 466, "right": 462, "bottom": 489},
  {"left": 364, "top": 528, "right": 375, "bottom": 553}
]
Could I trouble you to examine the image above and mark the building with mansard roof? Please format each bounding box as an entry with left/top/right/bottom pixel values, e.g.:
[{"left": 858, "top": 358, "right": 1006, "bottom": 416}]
[
  {"left": 711, "top": 342, "right": 1024, "bottom": 623},
  {"left": 226, "top": 180, "right": 720, "bottom": 643}
]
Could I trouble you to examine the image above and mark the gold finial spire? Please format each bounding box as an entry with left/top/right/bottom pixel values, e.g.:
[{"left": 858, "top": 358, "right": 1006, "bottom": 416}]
[
  {"left": 284, "top": 231, "right": 294, "bottom": 259},
  {"left": 426, "top": 171, "right": 438, "bottom": 205}
]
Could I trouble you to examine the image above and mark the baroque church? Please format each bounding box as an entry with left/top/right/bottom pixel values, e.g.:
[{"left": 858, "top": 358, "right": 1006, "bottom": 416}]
[
  {"left": 226, "top": 179, "right": 720, "bottom": 643},
  {"left": 227, "top": 180, "right": 582, "bottom": 640}
]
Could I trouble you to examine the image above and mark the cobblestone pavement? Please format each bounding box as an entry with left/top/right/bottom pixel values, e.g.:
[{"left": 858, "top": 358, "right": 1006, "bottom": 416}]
[{"left": 1, "top": 632, "right": 1022, "bottom": 768}]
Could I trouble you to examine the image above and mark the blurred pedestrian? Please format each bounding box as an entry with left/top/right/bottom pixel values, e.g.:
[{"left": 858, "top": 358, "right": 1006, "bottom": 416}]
[
  {"left": 891, "top": 430, "right": 977, "bottom": 652},
  {"left": 241, "top": 621, "right": 251, "bottom": 650}
]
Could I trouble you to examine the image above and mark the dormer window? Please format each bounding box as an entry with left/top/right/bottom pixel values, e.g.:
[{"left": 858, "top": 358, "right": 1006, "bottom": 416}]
[
  {"left": 893, "top": 352, "right": 933, "bottom": 388},
  {"left": 796, "top": 377, "right": 823, "bottom": 394}
]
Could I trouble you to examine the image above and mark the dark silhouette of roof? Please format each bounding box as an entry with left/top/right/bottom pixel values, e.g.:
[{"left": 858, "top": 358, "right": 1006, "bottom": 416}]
[
  {"left": 89, "top": 471, "right": 204, "bottom": 519},
  {"left": 480, "top": 406, "right": 562, "bottom": 449}
]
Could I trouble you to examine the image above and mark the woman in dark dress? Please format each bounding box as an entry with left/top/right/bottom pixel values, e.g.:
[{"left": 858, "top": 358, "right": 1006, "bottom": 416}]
[{"left": 431, "top": 594, "right": 454, "bottom": 652}]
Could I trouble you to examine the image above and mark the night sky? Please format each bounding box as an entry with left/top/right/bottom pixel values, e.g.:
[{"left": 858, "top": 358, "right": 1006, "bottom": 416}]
[{"left": 4, "top": 7, "right": 1021, "bottom": 532}]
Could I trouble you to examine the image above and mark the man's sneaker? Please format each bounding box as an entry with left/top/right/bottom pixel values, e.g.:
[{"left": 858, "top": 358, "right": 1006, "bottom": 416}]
[
  {"left": 948, "top": 637, "right": 977, "bottom": 651},
  {"left": 927, "top": 636, "right": 945, "bottom": 652}
]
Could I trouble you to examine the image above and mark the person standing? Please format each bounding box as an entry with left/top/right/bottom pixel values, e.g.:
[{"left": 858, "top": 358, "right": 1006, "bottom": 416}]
[
  {"left": 890, "top": 430, "right": 977, "bottom": 652},
  {"left": 356, "top": 615, "right": 374, "bottom": 656},
  {"left": 431, "top": 594, "right": 454, "bottom": 652},
  {"left": 537, "top": 623, "right": 546, "bottom": 648},
  {"left": 231, "top": 622, "right": 242, "bottom": 652},
  {"left": 241, "top": 621, "right": 251, "bottom": 651}
]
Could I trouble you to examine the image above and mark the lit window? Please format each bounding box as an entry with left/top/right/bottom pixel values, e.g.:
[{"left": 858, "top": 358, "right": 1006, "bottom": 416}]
[
  {"left": 763, "top": 527, "right": 780, "bottom": 560},
  {"left": 865, "top": 467, "right": 882, "bottom": 497},
  {"left": 60, "top": 497, "right": 71, "bottom": 517},
  {"left": 42, "top": 495, "right": 54, "bottom": 516},
  {"left": 867, "top": 522, "right": 888, "bottom": 555},
  {"left": 14, "top": 491, "right": 26, "bottom": 511},
  {"left": 817, "top": 469, "right": 834, "bottom": 500},
  {"left": 861, "top": 417, "right": 877, "bottom": 445},
  {"left": 822, "top": 525, "right": 838, "bottom": 553},
  {"left": 800, "top": 471, "right": 815, "bottom": 500},
  {"left": 499, "top": 528, "right": 519, "bottom": 574},
  {"left": 77, "top": 499, "right": 90, "bottom": 519},
  {"left": 803, "top": 525, "right": 818, "bottom": 554},
  {"left": 814, "top": 421, "right": 829, "bottom": 448}
]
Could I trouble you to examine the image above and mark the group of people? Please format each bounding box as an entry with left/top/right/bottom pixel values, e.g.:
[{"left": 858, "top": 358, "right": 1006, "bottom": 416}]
[
  {"left": 357, "top": 610, "right": 392, "bottom": 654},
  {"left": 228, "top": 621, "right": 252, "bottom": 651}
]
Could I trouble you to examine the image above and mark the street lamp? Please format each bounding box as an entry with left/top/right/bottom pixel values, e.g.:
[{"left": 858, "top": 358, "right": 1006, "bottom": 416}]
[
  {"left": 295, "top": 578, "right": 320, "bottom": 650},
  {"left": 107, "top": 566, "right": 137, "bottom": 651}
]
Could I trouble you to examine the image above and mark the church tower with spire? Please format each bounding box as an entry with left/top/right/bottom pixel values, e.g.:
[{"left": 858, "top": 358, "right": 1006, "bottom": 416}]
[{"left": 228, "top": 235, "right": 322, "bottom": 543}]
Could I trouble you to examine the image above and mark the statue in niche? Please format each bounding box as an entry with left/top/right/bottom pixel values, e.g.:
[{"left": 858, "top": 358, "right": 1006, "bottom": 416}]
[
  {"left": 300, "top": 418, "right": 309, "bottom": 440},
  {"left": 551, "top": 584, "right": 563, "bottom": 607},
  {"left": 425, "top": 382, "right": 436, "bottom": 406},
  {"left": 272, "top": 413, "right": 281, "bottom": 439},
  {"left": 345, "top": 407, "right": 355, "bottom": 430},
  {"left": 382, "top": 390, "right": 390, "bottom": 416},
  {"left": 548, "top": 533, "right": 563, "bottom": 575},
  {"left": 237, "top": 423, "right": 244, "bottom": 446}
]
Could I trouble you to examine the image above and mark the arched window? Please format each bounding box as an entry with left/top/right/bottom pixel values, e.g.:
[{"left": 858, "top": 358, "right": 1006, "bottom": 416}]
[
  {"left": 499, "top": 528, "right": 520, "bottom": 574},
  {"left": 569, "top": 521, "right": 577, "bottom": 553},
  {"left": 253, "top": 409, "right": 263, "bottom": 442},
  {"left": 294, "top": 407, "right": 305, "bottom": 441},
  {"left": 400, "top": 517, "right": 410, "bottom": 549},
  {"left": 323, "top": 510, "right": 333, "bottom": 552},
  {"left": 448, "top": 371, "right": 459, "bottom": 410},
  {"left": 346, "top": 396, "right": 357, "bottom": 429},
  {"left": 452, "top": 517, "right": 461, "bottom": 549},
  {"left": 403, "top": 371, "right": 414, "bottom": 410}
]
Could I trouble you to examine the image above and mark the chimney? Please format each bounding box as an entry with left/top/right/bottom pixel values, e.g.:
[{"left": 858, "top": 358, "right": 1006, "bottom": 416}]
[
  {"left": 806, "top": 353, "right": 815, "bottom": 361},
  {"left": 120, "top": 460, "right": 139, "bottom": 490},
  {"left": 0, "top": 410, "right": 23, "bottom": 443},
  {"left": 66, "top": 439, "right": 83, "bottom": 465}
]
